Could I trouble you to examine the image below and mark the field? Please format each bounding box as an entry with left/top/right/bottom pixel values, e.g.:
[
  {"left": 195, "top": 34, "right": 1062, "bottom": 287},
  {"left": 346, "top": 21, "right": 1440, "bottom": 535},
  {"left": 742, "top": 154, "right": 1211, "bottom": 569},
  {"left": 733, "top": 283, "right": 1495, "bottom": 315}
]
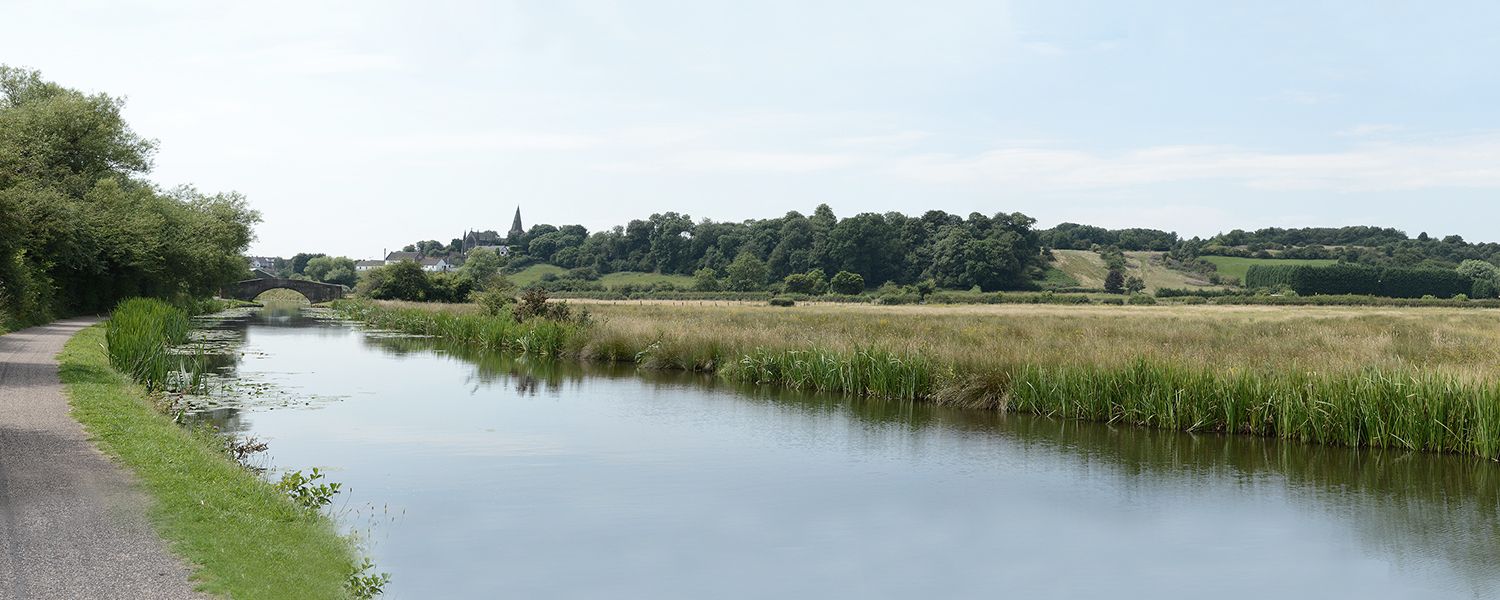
[
  {"left": 507, "top": 263, "right": 696, "bottom": 289},
  {"left": 574, "top": 301, "right": 1500, "bottom": 378},
  {"left": 1050, "top": 249, "right": 1222, "bottom": 292},
  {"left": 1202, "top": 255, "right": 1336, "bottom": 283}
]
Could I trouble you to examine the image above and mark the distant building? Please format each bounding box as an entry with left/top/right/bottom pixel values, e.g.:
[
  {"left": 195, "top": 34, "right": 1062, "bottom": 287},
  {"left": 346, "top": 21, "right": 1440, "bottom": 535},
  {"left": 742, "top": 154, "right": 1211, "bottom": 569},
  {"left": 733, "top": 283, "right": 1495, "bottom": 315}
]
[
  {"left": 508, "top": 207, "right": 524, "bottom": 240},
  {"left": 461, "top": 230, "right": 504, "bottom": 252},
  {"left": 247, "top": 256, "right": 279, "bottom": 271},
  {"left": 384, "top": 251, "right": 421, "bottom": 264},
  {"left": 419, "top": 257, "right": 452, "bottom": 272},
  {"left": 355, "top": 260, "right": 385, "bottom": 272}
]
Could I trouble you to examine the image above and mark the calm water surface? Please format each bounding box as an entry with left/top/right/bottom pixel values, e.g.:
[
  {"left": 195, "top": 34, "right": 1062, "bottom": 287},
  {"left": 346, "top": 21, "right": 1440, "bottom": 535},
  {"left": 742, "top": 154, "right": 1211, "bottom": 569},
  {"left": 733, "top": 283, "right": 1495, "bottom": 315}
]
[{"left": 191, "top": 307, "right": 1500, "bottom": 599}]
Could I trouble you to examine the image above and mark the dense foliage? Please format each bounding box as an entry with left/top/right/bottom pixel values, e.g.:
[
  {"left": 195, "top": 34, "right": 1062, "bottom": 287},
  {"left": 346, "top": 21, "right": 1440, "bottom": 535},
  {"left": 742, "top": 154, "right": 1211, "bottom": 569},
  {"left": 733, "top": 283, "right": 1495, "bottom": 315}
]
[
  {"left": 403, "top": 208, "right": 1047, "bottom": 292},
  {"left": 0, "top": 67, "right": 258, "bottom": 327},
  {"left": 1245, "top": 263, "right": 1475, "bottom": 299},
  {"left": 1039, "top": 223, "right": 1179, "bottom": 251}
]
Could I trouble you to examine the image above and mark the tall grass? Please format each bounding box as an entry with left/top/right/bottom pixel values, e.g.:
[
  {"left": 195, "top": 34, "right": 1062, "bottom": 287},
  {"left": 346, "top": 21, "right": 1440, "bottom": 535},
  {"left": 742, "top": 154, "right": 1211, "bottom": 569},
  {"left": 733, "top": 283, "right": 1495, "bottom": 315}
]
[
  {"left": 338, "top": 299, "right": 1500, "bottom": 459},
  {"left": 106, "top": 298, "right": 204, "bottom": 392},
  {"left": 334, "top": 300, "right": 585, "bottom": 358}
]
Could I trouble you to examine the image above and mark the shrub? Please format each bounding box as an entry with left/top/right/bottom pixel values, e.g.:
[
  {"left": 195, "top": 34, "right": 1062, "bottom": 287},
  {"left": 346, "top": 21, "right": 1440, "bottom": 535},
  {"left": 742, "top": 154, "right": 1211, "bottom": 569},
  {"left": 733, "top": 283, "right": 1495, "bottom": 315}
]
[
  {"left": 829, "top": 271, "right": 865, "bottom": 295},
  {"left": 473, "top": 287, "right": 515, "bottom": 316},
  {"left": 1127, "top": 294, "right": 1157, "bottom": 305},
  {"left": 768, "top": 297, "right": 796, "bottom": 307},
  {"left": 1097, "top": 297, "right": 1125, "bottom": 305},
  {"left": 782, "top": 273, "right": 816, "bottom": 294}
]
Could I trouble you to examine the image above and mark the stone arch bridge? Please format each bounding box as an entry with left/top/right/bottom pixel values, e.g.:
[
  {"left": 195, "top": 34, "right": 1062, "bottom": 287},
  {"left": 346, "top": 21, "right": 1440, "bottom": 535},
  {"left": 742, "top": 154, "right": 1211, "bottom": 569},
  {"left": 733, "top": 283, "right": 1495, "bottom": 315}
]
[{"left": 222, "top": 277, "right": 348, "bottom": 304}]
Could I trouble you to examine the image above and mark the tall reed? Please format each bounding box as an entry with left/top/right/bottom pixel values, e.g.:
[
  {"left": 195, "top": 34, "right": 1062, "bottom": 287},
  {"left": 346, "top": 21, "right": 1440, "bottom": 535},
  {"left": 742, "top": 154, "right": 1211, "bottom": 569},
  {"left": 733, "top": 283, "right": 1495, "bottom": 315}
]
[
  {"left": 333, "top": 301, "right": 586, "bottom": 358},
  {"left": 106, "top": 297, "right": 203, "bottom": 392},
  {"left": 337, "top": 300, "right": 1500, "bottom": 459}
]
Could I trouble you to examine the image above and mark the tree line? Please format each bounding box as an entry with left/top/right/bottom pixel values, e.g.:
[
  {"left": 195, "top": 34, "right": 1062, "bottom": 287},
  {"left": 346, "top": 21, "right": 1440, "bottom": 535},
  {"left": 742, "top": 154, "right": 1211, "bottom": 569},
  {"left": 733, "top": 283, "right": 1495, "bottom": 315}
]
[
  {"left": 395, "top": 208, "right": 1048, "bottom": 292},
  {"left": 0, "top": 67, "right": 258, "bottom": 328}
]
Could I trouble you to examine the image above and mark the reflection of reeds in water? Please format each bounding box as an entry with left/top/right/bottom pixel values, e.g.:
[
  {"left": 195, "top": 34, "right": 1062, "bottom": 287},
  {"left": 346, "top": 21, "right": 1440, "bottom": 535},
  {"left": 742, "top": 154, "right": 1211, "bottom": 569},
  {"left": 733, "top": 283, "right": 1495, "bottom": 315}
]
[
  {"left": 1000, "top": 417, "right": 1500, "bottom": 597},
  {"left": 106, "top": 298, "right": 208, "bottom": 393}
]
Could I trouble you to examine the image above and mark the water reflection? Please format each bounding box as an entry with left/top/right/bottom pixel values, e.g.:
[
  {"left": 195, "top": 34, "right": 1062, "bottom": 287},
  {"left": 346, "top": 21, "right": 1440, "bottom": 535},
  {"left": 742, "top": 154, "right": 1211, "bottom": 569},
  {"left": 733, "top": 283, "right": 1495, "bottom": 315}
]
[{"left": 194, "top": 305, "right": 1500, "bottom": 598}]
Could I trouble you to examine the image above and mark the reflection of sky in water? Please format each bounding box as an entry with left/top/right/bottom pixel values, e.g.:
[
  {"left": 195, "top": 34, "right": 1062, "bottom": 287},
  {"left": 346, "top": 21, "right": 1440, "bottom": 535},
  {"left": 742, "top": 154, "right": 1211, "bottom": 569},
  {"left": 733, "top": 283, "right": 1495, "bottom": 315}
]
[{"left": 198, "top": 308, "right": 1500, "bottom": 599}]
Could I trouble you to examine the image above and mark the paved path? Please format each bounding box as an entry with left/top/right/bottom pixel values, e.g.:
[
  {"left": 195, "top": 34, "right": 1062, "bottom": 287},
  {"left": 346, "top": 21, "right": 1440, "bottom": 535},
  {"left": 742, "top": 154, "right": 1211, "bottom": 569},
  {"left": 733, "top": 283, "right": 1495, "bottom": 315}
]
[{"left": 0, "top": 318, "right": 204, "bottom": 599}]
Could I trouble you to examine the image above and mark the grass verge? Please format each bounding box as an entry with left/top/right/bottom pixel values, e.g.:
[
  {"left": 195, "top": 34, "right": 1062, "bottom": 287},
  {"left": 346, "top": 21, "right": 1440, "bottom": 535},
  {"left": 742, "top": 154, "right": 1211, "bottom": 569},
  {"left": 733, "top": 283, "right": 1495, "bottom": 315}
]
[{"left": 60, "top": 324, "right": 359, "bottom": 599}]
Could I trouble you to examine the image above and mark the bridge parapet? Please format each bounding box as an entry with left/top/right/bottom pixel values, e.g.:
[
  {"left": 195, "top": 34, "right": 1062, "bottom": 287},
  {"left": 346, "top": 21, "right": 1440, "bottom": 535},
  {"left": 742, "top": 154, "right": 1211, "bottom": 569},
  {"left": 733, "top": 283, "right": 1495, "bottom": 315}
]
[{"left": 222, "top": 277, "right": 347, "bottom": 303}]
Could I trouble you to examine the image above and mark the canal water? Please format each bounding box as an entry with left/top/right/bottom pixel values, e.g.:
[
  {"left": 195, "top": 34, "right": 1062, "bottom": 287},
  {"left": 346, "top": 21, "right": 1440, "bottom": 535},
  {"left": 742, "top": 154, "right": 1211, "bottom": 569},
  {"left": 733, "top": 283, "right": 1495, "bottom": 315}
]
[{"left": 190, "top": 306, "right": 1500, "bottom": 599}]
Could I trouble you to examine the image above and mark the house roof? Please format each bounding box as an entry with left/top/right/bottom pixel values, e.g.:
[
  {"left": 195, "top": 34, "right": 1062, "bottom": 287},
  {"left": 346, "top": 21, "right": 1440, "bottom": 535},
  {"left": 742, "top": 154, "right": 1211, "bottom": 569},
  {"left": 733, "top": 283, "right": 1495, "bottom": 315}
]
[
  {"left": 384, "top": 251, "right": 421, "bottom": 262},
  {"left": 355, "top": 260, "right": 385, "bottom": 267},
  {"left": 419, "top": 257, "right": 447, "bottom": 266}
]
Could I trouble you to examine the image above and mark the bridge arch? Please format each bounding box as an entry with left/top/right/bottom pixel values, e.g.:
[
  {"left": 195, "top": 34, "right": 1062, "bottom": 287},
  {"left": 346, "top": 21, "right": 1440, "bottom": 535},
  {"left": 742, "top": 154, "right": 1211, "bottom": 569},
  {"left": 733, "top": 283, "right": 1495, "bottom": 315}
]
[{"left": 222, "top": 277, "right": 347, "bottom": 304}]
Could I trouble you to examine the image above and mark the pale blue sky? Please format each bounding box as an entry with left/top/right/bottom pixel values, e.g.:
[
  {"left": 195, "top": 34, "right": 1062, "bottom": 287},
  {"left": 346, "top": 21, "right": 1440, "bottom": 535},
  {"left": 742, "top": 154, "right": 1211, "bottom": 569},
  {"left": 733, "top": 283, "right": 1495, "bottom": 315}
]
[{"left": 4, "top": 0, "right": 1498, "bottom": 257}]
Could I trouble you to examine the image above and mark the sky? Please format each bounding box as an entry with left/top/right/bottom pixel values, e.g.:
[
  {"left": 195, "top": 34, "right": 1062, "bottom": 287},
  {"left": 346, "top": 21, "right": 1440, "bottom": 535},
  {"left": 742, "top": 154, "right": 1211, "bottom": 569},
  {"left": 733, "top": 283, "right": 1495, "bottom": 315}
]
[{"left": 4, "top": 0, "right": 1499, "bottom": 257}]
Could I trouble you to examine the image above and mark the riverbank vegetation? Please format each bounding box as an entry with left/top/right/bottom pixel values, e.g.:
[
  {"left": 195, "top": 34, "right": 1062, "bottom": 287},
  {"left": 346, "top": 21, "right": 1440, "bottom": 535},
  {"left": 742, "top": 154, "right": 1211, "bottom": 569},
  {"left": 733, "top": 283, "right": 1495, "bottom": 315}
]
[
  {"left": 0, "top": 66, "right": 258, "bottom": 331},
  {"left": 338, "top": 299, "right": 1500, "bottom": 459},
  {"left": 62, "top": 320, "right": 361, "bottom": 599}
]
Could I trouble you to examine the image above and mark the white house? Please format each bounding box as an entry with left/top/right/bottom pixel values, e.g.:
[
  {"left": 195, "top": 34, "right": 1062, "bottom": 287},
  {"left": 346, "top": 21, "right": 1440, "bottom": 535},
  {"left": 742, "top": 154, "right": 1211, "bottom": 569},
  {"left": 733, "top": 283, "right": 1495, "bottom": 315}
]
[
  {"left": 247, "top": 256, "right": 278, "bottom": 271},
  {"left": 419, "top": 257, "right": 452, "bottom": 272},
  {"left": 355, "top": 260, "right": 385, "bottom": 272}
]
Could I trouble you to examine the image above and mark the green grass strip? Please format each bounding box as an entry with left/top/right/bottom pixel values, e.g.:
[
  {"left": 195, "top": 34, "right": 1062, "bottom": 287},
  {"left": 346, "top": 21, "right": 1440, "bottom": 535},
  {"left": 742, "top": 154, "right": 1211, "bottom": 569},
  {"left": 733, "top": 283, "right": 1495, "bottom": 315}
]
[{"left": 60, "top": 324, "right": 358, "bottom": 599}]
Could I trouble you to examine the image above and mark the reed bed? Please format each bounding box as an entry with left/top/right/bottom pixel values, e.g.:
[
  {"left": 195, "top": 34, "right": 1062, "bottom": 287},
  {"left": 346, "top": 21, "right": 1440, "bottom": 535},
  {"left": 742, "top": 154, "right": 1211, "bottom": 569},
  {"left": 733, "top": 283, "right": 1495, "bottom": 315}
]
[
  {"left": 106, "top": 298, "right": 203, "bottom": 392},
  {"left": 339, "top": 299, "right": 1500, "bottom": 459},
  {"left": 334, "top": 301, "right": 584, "bottom": 358}
]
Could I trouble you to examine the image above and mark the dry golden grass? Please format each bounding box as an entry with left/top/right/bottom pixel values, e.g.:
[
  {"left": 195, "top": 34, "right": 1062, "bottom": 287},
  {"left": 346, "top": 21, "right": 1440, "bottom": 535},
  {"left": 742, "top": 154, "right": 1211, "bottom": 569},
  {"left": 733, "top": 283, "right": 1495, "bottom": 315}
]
[
  {"left": 355, "top": 299, "right": 1500, "bottom": 457},
  {"left": 560, "top": 300, "right": 1500, "bottom": 380}
]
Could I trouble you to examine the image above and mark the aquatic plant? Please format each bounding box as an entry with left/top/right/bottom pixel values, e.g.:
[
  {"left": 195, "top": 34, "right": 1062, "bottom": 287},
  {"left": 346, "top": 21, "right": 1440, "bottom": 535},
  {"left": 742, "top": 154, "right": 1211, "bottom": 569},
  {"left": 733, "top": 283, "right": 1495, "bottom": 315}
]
[{"left": 106, "top": 298, "right": 205, "bottom": 392}]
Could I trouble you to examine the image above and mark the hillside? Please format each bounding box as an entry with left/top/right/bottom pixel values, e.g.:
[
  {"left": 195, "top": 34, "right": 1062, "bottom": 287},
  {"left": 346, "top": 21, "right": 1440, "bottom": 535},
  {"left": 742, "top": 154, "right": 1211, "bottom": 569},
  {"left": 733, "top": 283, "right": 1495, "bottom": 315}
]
[
  {"left": 1049, "top": 250, "right": 1224, "bottom": 292},
  {"left": 508, "top": 263, "right": 696, "bottom": 289}
]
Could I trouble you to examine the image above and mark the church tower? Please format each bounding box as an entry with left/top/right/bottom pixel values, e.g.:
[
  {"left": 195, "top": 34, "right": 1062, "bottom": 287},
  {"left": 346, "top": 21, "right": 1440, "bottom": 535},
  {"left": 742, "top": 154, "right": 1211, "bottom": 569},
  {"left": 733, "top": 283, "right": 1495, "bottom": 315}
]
[{"left": 508, "top": 207, "right": 524, "bottom": 240}]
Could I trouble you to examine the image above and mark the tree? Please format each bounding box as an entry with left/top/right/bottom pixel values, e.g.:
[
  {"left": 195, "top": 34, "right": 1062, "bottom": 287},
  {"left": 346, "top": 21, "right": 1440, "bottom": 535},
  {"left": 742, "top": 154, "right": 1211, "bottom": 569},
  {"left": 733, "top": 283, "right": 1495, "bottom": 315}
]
[
  {"left": 782, "top": 273, "right": 814, "bottom": 294},
  {"left": 458, "top": 246, "right": 505, "bottom": 287},
  {"left": 1124, "top": 275, "right": 1146, "bottom": 295},
  {"left": 304, "top": 256, "right": 355, "bottom": 285},
  {"left": 0, "top": 66, "right": 259, "bottom": 321},
  {"left": 1104, "top": 268, "right": 1126, "bottom": 294},
  {"left": 829, "top": 271, "right": 865, "bottom": 295},
  {"left": 725, "top": 252, "right": 768, "bottom": 291},
  {"left": 692, "top": 268, "right": 721, "bottom": 291},
  {"left": 290, "top": 252, "right": 325, "bottom": 275},
  {"left": 804, "top": 269, "right": 828, "bottom": 294},
  {"left": 358, "top": 261, "right": 432, "bottom": 301}
]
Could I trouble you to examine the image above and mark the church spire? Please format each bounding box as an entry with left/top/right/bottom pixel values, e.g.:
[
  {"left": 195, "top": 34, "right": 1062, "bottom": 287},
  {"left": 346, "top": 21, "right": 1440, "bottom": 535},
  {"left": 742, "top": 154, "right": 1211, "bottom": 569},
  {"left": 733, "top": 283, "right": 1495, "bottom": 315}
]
[{"left": 509, "top": 207, "right": 524, "bottom": 239}]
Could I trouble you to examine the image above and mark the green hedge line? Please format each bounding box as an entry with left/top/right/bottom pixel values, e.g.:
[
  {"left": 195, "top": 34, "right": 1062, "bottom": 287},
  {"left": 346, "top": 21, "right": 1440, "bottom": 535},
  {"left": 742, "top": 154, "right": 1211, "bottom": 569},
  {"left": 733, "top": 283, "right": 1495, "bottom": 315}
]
[{"left": 1246, "top": 263, "right": 1474, "bottom": 298}]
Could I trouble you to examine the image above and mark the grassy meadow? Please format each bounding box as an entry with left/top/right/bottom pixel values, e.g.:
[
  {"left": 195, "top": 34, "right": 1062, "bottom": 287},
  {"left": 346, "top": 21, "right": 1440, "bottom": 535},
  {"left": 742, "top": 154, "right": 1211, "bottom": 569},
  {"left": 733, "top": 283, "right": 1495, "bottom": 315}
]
[{"left": 342, "top": 299, "right": 1500, "bottom": 458}]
